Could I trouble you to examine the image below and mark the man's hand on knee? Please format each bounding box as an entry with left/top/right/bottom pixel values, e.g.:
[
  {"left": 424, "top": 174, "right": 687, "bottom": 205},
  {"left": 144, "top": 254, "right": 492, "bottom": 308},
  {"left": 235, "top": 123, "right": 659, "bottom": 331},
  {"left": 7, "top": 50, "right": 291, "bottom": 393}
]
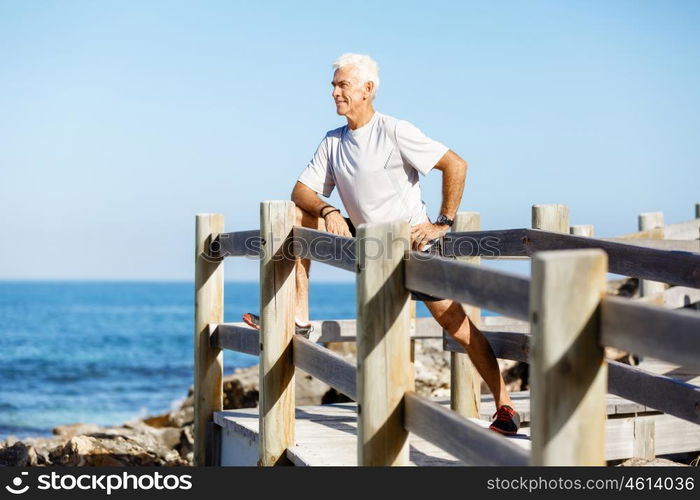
[{"left": 324, "top": 211, "right": 353, "bottom": 237}]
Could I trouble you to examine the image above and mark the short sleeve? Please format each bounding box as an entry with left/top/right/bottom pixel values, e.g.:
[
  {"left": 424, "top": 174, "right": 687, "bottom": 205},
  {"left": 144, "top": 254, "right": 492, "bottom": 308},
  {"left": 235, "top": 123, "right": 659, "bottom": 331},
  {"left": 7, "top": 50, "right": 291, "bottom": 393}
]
[
  {"left": 395, "top": 120, "right": 449, "bottom": 175},
  {"left": 297, "top": 136, "right": 335, "bottom": 197}
]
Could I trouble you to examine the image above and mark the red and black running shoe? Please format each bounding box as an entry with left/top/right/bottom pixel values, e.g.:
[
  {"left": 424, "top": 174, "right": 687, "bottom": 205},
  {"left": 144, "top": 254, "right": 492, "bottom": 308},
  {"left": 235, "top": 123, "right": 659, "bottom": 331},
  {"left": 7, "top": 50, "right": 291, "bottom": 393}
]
[
  {"left": 489, "top": 405, "right": 521, "bottom": 435},
  {"left": 242, "top": 313, "right": 313, "bottom": 339}
]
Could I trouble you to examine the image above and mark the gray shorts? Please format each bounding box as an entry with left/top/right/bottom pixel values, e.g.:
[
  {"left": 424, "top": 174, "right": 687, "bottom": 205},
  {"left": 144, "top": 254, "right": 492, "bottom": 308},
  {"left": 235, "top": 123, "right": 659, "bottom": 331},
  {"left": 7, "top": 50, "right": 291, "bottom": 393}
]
[{"left": 344, "top": 217, "right": 452, "bottom": 302}]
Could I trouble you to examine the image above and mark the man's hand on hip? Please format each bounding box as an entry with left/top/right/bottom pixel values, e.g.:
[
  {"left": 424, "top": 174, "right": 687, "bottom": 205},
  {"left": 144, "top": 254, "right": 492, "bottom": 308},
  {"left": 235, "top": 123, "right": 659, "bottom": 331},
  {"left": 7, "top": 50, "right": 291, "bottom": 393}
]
[
  {"left": 410, "top": 222, "right": 449, "bottom": 250},
  {"left": 324, "top": 212, "right": 353, "bottom": 237}
]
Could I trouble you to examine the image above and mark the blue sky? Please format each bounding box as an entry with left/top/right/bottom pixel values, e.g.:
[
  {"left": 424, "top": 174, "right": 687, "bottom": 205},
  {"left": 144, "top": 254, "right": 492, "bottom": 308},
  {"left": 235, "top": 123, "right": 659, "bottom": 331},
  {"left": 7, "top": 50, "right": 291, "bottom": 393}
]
[{"left": 1, "top": 0, "right": 698, "bottom": 281}]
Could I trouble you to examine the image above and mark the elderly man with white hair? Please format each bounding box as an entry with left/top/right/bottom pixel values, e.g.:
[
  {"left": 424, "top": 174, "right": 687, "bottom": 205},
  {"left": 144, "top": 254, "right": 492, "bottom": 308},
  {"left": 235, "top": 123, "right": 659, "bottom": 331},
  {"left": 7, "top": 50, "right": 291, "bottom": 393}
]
[{"left": 244, "top": 53, "right": 519, "bottom": 435}]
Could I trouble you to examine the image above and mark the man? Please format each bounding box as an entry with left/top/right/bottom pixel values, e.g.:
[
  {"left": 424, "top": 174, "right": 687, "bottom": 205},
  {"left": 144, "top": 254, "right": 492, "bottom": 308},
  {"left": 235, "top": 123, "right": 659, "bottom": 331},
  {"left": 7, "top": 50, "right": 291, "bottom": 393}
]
[{"left": 244, "top": 53, "right": 519, "bottom": 435}]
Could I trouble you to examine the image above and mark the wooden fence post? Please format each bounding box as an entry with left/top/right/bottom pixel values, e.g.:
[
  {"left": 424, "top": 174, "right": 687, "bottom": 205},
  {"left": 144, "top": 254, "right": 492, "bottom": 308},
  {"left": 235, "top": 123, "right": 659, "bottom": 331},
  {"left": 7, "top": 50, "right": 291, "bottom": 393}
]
[
  {"left": 633, "top": 418, "right": 656, "bottom": 460},
  {"left": 532, "top": 204, "right": 569, "bottom": 233},
  {"left": 450, "top": 212, "right": 481, "bottom": 418},
  {"left": 194, "top": 214, "right": 225, "bottom": 466},
  {"left": 639, "top": 212, "right": 665, "bottom": 298},
  {"left": 570, "top": 225, "right": 594, "bottom": 237},
  {"left": 530, "top": 249, "right": 608, "bottom": 465},
  {"left": 356, "top": 220, "right": 412, "bottom": 466},
  {"left": 259, "top": 200, "right": 296, "bottom": 466}
]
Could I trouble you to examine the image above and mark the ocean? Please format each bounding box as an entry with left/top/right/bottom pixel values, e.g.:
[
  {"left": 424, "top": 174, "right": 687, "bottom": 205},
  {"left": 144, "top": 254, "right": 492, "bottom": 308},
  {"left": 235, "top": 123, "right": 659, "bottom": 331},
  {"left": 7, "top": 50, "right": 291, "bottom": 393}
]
[{"left": 0, "top": 281, "right": 433, "bottom": 440}]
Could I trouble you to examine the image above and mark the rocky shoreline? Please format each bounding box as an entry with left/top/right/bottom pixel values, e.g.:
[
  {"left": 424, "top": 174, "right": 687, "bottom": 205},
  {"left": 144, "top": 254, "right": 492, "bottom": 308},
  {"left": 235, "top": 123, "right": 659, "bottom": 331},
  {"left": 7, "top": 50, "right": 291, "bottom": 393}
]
[
  {"left": 0, "top": 340, "right": 496, "bottom": 467},
  {"left": 0, "top": 332, "right": 694, "bottom": 467}
]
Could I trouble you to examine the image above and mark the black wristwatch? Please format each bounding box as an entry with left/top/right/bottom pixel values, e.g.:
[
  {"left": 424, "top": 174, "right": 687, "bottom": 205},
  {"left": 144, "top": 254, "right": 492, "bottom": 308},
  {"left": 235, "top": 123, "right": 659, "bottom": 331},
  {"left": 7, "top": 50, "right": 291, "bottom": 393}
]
[{"left": 435, "top": 214, "right": 454, "bottom": 227}]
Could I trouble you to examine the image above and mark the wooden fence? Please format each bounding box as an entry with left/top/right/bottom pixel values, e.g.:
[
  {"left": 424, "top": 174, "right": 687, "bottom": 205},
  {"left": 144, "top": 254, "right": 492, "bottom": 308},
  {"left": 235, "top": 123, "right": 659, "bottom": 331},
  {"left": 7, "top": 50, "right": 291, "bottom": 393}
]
[{"left": 194, "top": 202, "right": 700, "bottom": 466}]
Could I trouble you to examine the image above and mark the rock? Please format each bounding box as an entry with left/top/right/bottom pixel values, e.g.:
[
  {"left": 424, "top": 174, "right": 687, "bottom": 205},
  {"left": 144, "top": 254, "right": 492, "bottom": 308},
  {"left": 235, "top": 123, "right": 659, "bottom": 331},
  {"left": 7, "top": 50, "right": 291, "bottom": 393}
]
[
  {"left": 49, "top": 431, "right": 187, "bottom": 467},
  {"left": 618, "top": 457, "right": 688, "bottom": 467},
  {"left": 0, "top": 441, "right": 38, "bottom": 466},
  {"left": 53, "top": 423, "right": 102, "bottom": 438},
  {"left": 177, "top": 425, "right": 194, "bottom": 459},
  {"left": 18, "top": 436, "right": 65, "bottom": 465},
  {"left": 223, "top": 367, "right": 259, "bottom": 409}
]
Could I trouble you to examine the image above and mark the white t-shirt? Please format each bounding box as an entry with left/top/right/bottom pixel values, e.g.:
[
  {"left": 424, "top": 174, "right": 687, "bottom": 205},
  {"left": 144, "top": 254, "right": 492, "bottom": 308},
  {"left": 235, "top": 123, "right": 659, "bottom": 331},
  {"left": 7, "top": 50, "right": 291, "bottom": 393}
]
[{"left": 298, "top": 112, "right": 449, "bottom": 227}]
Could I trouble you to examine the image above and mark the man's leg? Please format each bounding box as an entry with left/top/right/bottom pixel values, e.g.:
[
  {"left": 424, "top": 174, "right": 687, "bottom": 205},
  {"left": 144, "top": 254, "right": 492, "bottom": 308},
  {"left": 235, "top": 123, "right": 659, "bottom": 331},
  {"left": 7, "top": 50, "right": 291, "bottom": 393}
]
[
  {"left": 424, "top": 299, "right": 513, "bottom": 408},
  {"left": 294, "top": 206, "right": 326, "bottom": 324}
]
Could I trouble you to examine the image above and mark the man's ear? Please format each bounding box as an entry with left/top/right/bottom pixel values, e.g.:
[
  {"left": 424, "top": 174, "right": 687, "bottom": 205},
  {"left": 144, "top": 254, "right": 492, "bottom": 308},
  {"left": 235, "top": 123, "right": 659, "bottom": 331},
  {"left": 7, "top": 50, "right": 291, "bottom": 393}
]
[{"left": 364, "top": 81, "right": 374, "bottom": 99}]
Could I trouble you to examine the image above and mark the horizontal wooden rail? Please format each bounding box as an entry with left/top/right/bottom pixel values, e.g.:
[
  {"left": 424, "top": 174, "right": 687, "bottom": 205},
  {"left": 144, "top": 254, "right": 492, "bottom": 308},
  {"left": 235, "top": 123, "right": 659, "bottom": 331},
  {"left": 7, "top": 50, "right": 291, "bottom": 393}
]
[
  {"left": 663, "top": 217, "right": 700, "bottom": 239},
  {"left": 603, "top": 238, "right": 700, "bottom": 253},
  {"left": 635, "top": 286, "right": 700, "bottom": 308},
  {"left": 608, "top": 361, "right": 700, "bottom": 424},
  {"left": 311, "top": 317, "right": 444, "bottom": 342},
  {"left": 217, "top": 230, "right": 261, "bottom": 257},
  {"left": 444, "top": 229, "right": 529, "bottom": 257},
  {"left": 292, "top": 227, "right": 356, "bottom": 272},
  {"left": 444, "top": 329, "right": 530, "bottom": 361},
  {"left": 210, "top": 323, "right": 260, "bottom": 355},
  {"left": 524, "top": 229, "right": 700, "bottom": 288},
  {"left": 442, "top": 324, "right": 700, "bottom": 424},
  {"left": 601, "top": 297, "right": 700, "bottom": 369},
  {"left": 292, "top": 336, "right": 357, "bottom": 400},
  {"left": 404, "top": 392, "right": 529, "bottom": 466},
  {"left": 405, "top": 252, "right": 530, "bottom": 320},
  {"left": 617, "top": 217, "right": 700, "bottom": 240}
]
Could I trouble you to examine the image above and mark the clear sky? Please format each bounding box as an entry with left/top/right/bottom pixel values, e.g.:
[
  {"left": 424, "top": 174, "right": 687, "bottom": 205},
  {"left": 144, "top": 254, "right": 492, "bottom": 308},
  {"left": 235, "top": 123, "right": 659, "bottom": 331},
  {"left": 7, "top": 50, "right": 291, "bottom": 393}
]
[{"left": 1, "top": 0, "right": 698, "bottom": 282}]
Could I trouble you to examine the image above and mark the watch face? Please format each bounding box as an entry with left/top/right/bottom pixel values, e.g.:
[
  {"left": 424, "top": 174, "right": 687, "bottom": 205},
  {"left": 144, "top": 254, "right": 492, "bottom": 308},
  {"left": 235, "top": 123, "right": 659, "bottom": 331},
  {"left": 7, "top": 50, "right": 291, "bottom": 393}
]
[{"left": 437, "top": 215, "right": 453, "bottom": 226}]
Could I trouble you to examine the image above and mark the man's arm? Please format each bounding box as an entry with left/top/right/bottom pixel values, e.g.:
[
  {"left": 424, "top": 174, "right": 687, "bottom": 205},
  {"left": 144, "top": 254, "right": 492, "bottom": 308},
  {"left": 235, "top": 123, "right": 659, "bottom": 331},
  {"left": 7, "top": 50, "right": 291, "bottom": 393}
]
[
  {"left": 410, "top": 150, "right": 468, "bottom": 250},
  {"left": 433, "top": 149, "right": 468, "bottom": 220},
  {"left": 292, "top": 181, "right": 333, "bottom": 217},
  {"left": 291, "top": 181, "right": 352, "bottom": 236}
]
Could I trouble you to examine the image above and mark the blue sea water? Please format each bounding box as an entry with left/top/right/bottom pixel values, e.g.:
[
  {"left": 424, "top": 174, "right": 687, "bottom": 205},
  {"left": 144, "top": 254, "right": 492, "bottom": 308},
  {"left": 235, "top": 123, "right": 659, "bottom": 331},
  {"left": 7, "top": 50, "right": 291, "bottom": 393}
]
[{"left": 0, "top": 281, "right": 434, "bottom": 440}]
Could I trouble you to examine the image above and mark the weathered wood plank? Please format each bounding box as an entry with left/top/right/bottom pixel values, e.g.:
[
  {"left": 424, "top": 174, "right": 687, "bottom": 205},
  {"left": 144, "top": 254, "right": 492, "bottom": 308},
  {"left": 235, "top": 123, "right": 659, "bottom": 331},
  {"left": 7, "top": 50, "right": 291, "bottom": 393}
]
[
  {"left": 603, "top": 239, "right": 700, "bottom": 253},
  {"left": 292, "top": 336, "right": 357, "bottom": 401},
  {"left": 210, "top": 323, "right": 260, "bottom": 356},
  {"left": 444, "top": 330, "right": 530, "bottom": 362},
  {"left": 570, "top": 225, "right": 594, "bottom": 237},
  {"left": 616, "top": 227, "right": 664, "bottom": 240},
  {"left": 601, "top": 297, "right": 700, "bottom": 369},
  {"left": 524, "top": 229, "right": 700, "bottom": 288},
  {"left": 292, "top": 226, "right": 356, "bottom": 272},
  {"left": 530, "top": 249, "right": 608, "bottom": 465},
  {"left": 608, "top": 361, "right": 700, "bottom": 424},
  {"left": 638, "top": 212, "right": 666, "bottom": 298},
  {"left": 194, "top": 213, "right": 225, "bottom": 466},
  {"left": 443, "top": 229, "right": 528, "bottom": 257},
  {"left": 405, "top": 253, "right": 531, "bottom": 321},
  {"left": 258, "top": 200, "right": 296, "bottom": 466},
  {"left": 450, "top": 212, "right": 481, "bottom": 419},
  {"left": 635, "top": 286, "right": 700, "bottom": 309},
  {"left": 532, "top": 204, "right": 569, "bottom": 233},
  {"left": 664, "top": 217, "right": 700, "bottom": 240},
  {"left": 404, "top": 392, "right": 529, "bottom": 466},
  {"left": 217, "top": 229, "right": 261, "bottom": 257},
  {"left": 309, "top": 316, "right": 525, "bottom": 343},
  {"left": 356, "top": 220, "right": 413, "bottom": 466}
]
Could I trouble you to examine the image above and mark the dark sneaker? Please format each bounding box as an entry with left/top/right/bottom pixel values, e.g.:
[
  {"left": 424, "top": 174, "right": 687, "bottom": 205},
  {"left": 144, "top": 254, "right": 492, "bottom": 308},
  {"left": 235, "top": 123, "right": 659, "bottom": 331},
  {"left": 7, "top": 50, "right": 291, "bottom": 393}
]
[
  {"left": 242, "top": 313, "right": 313, "bottom": 339},
  {"left": 489, "top": 405, "right": 520, "bottom": 435}
]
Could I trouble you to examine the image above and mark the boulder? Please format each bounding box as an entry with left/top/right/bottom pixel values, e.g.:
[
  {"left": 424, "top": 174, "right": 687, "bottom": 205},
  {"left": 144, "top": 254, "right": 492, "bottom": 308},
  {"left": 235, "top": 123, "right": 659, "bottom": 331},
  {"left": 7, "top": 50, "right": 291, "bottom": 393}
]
[{"left": 0, "top": 441, "right": 38, "bottom": 466}]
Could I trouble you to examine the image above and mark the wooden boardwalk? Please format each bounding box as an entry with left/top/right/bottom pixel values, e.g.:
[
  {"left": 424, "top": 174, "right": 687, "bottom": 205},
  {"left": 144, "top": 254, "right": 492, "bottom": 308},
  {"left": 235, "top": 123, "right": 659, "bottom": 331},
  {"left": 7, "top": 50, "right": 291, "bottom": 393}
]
[
  {"left": 215, "top": 376, "right": 700, "bottom": 466},
  {"left": 195, "top": 204, "right": 700, "bottom": 466}
]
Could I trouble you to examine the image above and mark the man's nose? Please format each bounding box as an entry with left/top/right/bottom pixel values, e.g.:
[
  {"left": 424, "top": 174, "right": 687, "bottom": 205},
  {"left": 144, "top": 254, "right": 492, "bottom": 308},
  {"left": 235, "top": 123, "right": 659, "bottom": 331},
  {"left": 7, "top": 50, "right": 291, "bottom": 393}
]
[{"left": 332, "top": 87, "right": 340, "bottom": 98}]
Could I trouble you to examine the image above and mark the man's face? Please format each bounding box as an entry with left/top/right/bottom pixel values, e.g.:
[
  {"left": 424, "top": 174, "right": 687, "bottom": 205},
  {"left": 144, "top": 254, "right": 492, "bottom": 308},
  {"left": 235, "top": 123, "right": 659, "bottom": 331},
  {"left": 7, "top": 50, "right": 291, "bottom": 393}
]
[{"left": 331, "top": 65, "right": 370, "bottom": 117}]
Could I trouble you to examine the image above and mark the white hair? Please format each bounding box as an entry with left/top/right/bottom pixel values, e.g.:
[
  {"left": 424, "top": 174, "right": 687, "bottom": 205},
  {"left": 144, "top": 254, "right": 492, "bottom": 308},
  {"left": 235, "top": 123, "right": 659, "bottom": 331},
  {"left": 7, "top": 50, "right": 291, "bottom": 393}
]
[{"left": 332, "top": 53, "right": 380, "bottom": 98}]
